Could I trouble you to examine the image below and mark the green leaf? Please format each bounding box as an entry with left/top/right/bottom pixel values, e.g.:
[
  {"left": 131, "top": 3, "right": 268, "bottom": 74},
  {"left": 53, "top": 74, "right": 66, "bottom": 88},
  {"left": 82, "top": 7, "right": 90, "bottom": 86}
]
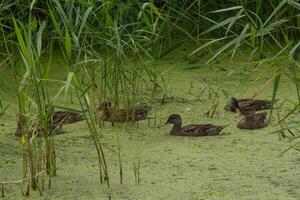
[
  {"left": 30, "top": 0, "right": 37, "bottom": 11},
  {"left": 12, "top": 17, "right": 28, "bottom": 59},
  {"left": 263, "top": 0, "right": 288, "bottom": 26},
  {"left": 226, "top": 8, "right": 244, "bottom": 36},
  {"left": 52, "top": 105, "right": 84, "bottom": 113},
  {"left": 209, "top": 6, "right": 243, "bottom": 13},
  {"left": 78, "top": 7, "right": 93, "bottom": 38},
  {"left": 49, "top": 7, "right": 62, "bottom": 37},
  {"left": 37, "top": 21, "right": 46, "bottom": 57},
  {"left": 290, "top": 41, "right": 300, "bottom": 60},
  {"left": 189, "top": 37, "right": 230, "bottom": 57},
  {"left": 65, "top": 29, "right": 72, "bottom": 61},
  {"left": 288, "top": 0, "right": 300, "bottom": 10},
  {"left": 269, "top": 71, "right": 281, "bottom": 121},
  {"left": 156, "top": 39, "right": 187, "bottom": 59},
  {"left": 64, "top": 72, "right": 74, "bottom": 101},
  {"left": 202, "top": 15, "right": 245, "bottom": 35},
  {"left": 138, "top": 2, "right": 161, "bottom": 20},
  {"left": 149, "top": 2, "right": 161, "bottom": 18}
]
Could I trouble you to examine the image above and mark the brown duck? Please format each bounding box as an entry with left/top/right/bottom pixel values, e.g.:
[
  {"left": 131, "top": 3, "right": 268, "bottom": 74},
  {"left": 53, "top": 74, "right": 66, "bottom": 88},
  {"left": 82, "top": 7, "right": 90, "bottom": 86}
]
[
  {"left": 237, "top": 111, "right": 269, "bottom": 129},
  {"left": 52, "top": 111, "right": 84, "bottom": 126},
  {"left": 15, "top": 111, "right": 84, "bottom": 137},
  {"left": 224, "top": 97, "right": 271, "bottom": 112},
  {"left": 231, "top": 98, "right": 269, "bottom": 129},
  {"left": 97, "top": 101, "right": 151, "bottom": 122},
  {"left": 165, "top": 114, "right": 227, "bottom": 136}
]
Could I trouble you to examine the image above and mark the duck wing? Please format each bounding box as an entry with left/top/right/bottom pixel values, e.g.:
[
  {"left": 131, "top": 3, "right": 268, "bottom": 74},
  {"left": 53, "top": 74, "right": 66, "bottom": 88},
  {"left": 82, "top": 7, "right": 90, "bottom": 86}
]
[
  {"left": 225, "top": 98, "right": 272, "bottom": 112},
  {"left": 111, "top": 106, "right": 151, "bottom": 122},
  {"left": 111, "top": 109, "right": 130, "bottom": 122},
  {"left": 225, "top": 98, "right": 255, "bottom": 112},
  {"left": 53, "top": 111, "right": 84, "bottom": 125},
  {"left": 237, "top": 111, "right": 268, "bottom": 129},
  {"left": 255, "top": 111, "right": 268, "bottom": 121},
  {"left": 133, "top": 106, "right": 151, "bottom": 120},
  {"left": 238, "top": 99, "right": 271, "bottom": 112},
  {"left": 181, "top": 124, "right": 225, "bottom": 136}
]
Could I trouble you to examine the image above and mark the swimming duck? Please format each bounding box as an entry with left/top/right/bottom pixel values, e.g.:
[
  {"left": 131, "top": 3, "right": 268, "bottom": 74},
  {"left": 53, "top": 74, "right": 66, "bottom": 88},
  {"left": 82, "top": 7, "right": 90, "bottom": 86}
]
[
  {"left": 224, "top": 97, "right": 271, "bottom": 112},
  {"left": 15, "top": 113, "right": 61, "bottom": 137},
  {"left": 231, "top": 98, "right": 269, "bottom": 129},
  {"left": 97, "top": 101, "right": 151, "bottom": 122},
  {"left": 165, "top": 114, "right": 227, "bottom": 136},
  {"left": 52, "top": 111, "right": 84, "bottom": 126},
  {"left": 236, "top": 111, "right": 269, "bottom": 129},
  {"left": 15, "top": 111, "right": 84, "bottom": 137}
]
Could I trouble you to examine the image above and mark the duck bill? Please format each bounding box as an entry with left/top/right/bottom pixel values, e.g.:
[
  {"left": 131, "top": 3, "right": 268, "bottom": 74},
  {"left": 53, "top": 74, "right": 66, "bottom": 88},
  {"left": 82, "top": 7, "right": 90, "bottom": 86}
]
[{"left": 164, "top": 121, "right": 170, "bottom": 126}]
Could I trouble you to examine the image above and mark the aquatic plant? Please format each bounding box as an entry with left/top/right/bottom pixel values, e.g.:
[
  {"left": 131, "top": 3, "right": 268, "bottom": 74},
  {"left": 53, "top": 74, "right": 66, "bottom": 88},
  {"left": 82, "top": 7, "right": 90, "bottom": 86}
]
[
  {"left": 9, "top": 8, "right": 58, "bottom": 194},
  {"left": 133, "top": 154, "right": 141, "bottom": 185},
  {"left": 0, "top": 0, "right": 299, "bottom": 197}
]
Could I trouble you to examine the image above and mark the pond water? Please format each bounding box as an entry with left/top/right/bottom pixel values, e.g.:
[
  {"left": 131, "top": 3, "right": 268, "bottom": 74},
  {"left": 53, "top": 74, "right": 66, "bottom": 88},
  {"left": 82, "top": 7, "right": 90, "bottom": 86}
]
[{"left": 0, "top": 49, "right": 299, "bottom": 199}]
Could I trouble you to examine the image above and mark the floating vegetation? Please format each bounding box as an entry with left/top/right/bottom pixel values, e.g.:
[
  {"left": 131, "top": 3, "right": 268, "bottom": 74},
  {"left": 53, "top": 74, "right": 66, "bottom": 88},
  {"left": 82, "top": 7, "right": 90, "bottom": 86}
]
[{"left": 0, "top": 0, "right": 299, "bottom": 198}]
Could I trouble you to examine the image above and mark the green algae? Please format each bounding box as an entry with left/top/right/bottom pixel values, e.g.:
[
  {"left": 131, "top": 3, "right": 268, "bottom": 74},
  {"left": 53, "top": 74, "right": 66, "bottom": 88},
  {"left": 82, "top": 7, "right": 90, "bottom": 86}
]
[{"left": 0, "top": 52, "right": 299, "bottom": 199}]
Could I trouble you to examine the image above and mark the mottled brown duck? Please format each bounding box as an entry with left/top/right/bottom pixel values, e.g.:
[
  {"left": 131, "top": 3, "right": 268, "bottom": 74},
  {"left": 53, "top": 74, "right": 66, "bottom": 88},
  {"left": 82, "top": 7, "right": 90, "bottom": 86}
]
[
  {"left": 97, "top": 101, "right": 151, "bottom": 123},
  {"left": 15, "top": 114, "right": 61, "bottom": 137},
  {"left": 231, "top": 98, "right": 269, "bottom": 129},
  {"left": 15, "top": 111, "right": 84, "bottom": 137},
  {"left": 224, "top": 97, "right": 272, "bottom": 112},
  {"left": 52, "top": 111, "right": 84, "bottom": 126},
  {"left": 236, "top": 111, "right": 269, "bottom": 129},
  {"left": 165, "top": 114, "right": 227, "bottom": 136}
]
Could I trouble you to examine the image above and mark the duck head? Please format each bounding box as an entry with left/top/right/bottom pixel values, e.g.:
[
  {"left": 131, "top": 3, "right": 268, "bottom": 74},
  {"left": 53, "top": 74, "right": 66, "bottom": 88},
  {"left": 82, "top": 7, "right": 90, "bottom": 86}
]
[
  {"left": 230, "top": 97, "right": 245, "bottom": 115},
  {"left": 165, "top": 114, "right": 182, "bottom": 125},
  {"left": 230, "top": 97, "right": 256, "bottom": 117},
  {"left": 229, "top": 97, "right": 239, "bottom": 110}
]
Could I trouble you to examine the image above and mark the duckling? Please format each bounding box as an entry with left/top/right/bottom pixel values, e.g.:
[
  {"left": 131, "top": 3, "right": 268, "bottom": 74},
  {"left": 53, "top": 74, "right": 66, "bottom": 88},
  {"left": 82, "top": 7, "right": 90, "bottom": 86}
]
[
  {"left": 231, "top": 98, "right": 269, "bottom": 129},
  {"left": 225, "top": 97, "right": 271, "bottom": 112},
  {"left": 97, "top": 101, "right": 151, "bottom": 122},
  {"left": 165, "top": 114, "right": 227, "bottom": 136}
]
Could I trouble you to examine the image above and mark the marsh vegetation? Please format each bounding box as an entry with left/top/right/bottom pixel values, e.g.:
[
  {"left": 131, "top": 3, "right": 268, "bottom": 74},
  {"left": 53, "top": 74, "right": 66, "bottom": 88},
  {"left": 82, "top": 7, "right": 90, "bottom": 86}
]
[{"left": 0, "top": 0, "right": 299, "bottom": 199}]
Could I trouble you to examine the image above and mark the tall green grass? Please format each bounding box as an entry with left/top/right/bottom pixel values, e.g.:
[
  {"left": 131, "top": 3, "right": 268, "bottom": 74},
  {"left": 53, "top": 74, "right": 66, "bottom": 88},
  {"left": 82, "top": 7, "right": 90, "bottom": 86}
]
[
  {"left": 8, "top": 5, "right": 58, "bottom": 194},
  {"left": 0, "top": 0, "right": 299, "bottom": 196}
]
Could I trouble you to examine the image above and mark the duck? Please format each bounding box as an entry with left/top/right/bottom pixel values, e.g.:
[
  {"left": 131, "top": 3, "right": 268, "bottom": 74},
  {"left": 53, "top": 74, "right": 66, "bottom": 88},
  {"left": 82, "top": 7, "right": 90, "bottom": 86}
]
[
  {"left": 15, "top": 113, "right": 61, "bottom": 137},
  {"left": 97, "top": 101, "right": 151, "bottom": 123},
  {"left": 52, "top": 111, "right": 84, "bottom": 126},
  {"left": 15, "top": 111, "right": 84, "bottom": 137},
  {"left": 236, "top": 111, "right": 269, "bottom": 129},
  {"left": 224, "top": 97, "right": 271, "bottom": 113},
  {"left": 165, "top": 114, "right": 227, "bottom": 136},
  {"left": 231, "top": 98, "right": 269, "bottom": 129}
]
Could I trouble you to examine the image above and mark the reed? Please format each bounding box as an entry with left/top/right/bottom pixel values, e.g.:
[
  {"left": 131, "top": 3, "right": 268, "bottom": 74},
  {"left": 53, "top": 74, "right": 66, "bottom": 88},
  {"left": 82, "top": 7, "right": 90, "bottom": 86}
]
[
  {"left": 0, "top": 0, "right": 299, "bottom": 197},
  {"left": 133, "top": 154, "right": 141, "bottom": 185},
  {"left": 2, "top": 1, "right": 63, "bottom": 194}
]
